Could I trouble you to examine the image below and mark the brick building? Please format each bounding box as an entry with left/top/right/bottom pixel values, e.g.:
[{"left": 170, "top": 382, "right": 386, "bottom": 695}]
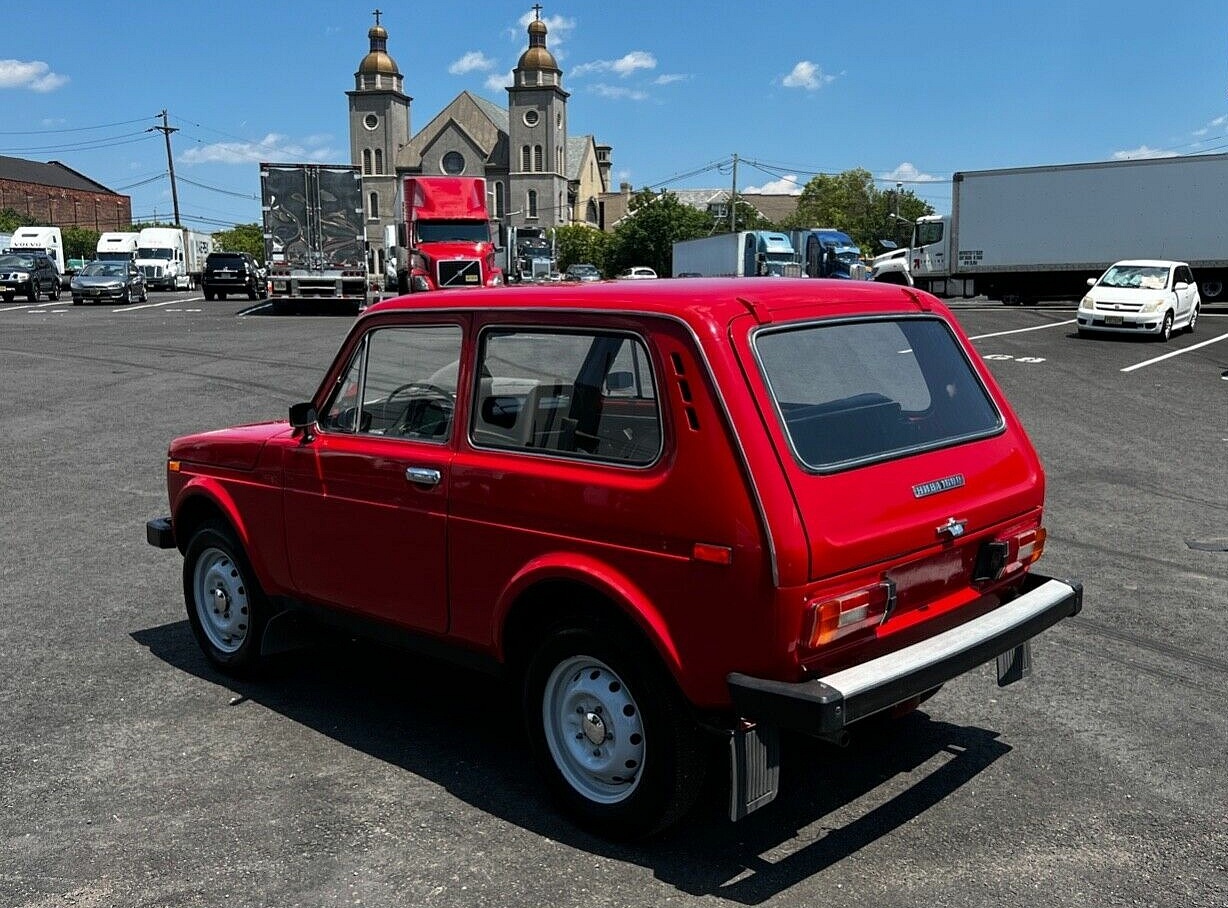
[{"left": 0, "top": 155, "right": 131, "bottom": 231}]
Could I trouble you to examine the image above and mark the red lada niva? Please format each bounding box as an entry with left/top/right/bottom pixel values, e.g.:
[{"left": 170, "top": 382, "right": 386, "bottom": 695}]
[{"left": 147, "top": 278, "right": 1081, "bottom": 838}]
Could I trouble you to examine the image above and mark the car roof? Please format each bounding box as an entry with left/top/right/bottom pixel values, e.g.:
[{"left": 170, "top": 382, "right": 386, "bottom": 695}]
[
  {"left": 1108, "top": 259, "right": 1187, "bottom": 268},
  {"left": 363, "top": 277, "right": 931, "bottom": 332}
]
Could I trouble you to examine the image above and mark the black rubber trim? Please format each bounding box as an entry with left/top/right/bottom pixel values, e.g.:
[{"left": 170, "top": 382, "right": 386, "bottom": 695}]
[
  {"left": 145, "top": 517, "right": 175, "bottom": 549},
  {"left": 728, "top": 572, "right": 1082, "bottom": 734}
]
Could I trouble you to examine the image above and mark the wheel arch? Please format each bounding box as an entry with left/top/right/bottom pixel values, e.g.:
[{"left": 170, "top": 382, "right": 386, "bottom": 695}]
[
  {"left": 496, "top": 555, "right": 684, "bottom": 685},
  {"left": 172, "top": 478, "right": 251, "bottom": 556}
]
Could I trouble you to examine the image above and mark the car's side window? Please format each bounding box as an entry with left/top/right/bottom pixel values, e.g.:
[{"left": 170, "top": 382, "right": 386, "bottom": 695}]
[
  {"left": 320, "top": 325, "right": 463, "bottom": 441},
  {"left": 471, "top": 328, "right": 662, "bottom": 465}
]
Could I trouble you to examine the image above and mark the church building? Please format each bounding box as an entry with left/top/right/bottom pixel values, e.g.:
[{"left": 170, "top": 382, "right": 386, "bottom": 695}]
[{"left": 346, "top": 8, "right": 614, "bottom": 278}]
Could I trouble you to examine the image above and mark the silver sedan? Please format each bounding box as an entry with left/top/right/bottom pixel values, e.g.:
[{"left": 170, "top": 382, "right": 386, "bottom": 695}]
[{"left": 71, "top": 261, "right": 148, "bottom": 305}]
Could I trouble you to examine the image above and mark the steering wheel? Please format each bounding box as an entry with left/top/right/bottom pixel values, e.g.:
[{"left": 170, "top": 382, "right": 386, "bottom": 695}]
[{"left": 384, "top": 381, "right": 455, "bottom": 437}]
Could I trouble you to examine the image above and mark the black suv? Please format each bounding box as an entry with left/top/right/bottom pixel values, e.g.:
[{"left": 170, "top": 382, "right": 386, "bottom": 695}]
[
  {"left": 202, "top": 251, "right": 266, "bottom": 301},
  {"left": 0, "top": 251, "right": 60, "bottom": 302}
]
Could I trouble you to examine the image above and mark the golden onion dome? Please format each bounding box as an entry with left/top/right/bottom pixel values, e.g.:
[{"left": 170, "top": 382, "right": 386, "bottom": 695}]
[
  {"left": 358, "top": 21, "right": 399, "bottom": 76},
  {"left": 517, "top": 17, "right": 558, "bottom": 71}
]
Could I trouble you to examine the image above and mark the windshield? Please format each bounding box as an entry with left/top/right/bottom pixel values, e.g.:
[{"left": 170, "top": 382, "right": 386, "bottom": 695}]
[
  {"left": 569, "top": 265, "right": 598, "bottom": 275},
  {"left": 137, "top": 247, "right": 173, "bottom": 260},
  {"left": 81, "top": 262, "right": 126, "bottom": 277},
  {"left": 97, "top": 253, "right": 132, "bottom": 262},
  {"left": 914, "top": 221, "right": 944, "bottom": 247},
  {"left": 416, "top": 221, "right": 490, "bottom": 244},
  {"left": 755, "top": 317, "right": 1002, "bottom": 471},
  {"left": 0, "top": 254, "right": 35, "bottom": 268},
  {"left": 1097, "top": 264, "right": 1169, "bottom": 290}
]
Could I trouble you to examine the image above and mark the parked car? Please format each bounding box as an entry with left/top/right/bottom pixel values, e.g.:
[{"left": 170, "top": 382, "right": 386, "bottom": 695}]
[
  {"left": 202, "top": 251, "right": 267, "bottom": 301},
  {"left": 564, "top": 263, "right": 601, "bottom": 282},
  {"left": 146, "top": 279, "right": 1081, "bottom": 838},
  {"left": 1077, "top": 259, "right": 1200, "bottom": 340},
  {"left": 70, "top": 260, "right": 147, "bottom": 305},
  {"left": 616, "top": 266, "right": 658, "bottom": 280},
  {"left": 0, "top": 251, "right": 60, "bottom": 302}
]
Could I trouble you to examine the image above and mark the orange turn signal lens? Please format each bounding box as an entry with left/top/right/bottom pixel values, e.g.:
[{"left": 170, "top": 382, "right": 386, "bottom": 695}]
[
  {"left": 168, "top": 460, "right": 181, "bottom": 473},
  {"left": 803, "top": 582, "right": 893, "bottom": 649}
]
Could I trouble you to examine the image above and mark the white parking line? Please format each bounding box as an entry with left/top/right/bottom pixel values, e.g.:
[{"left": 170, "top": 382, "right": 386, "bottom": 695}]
[
  {"left": 1120, "top": 331, "right": 1228, "bottom": 372},
  {"left": 112, "top": 296, "right": 202, "bottom": 312},
  {"left": 0, "top": 299, "right": 64, "bottom": 313},
  {"left": 968, "top": 320, "right": 1076, "bottom": 341}
]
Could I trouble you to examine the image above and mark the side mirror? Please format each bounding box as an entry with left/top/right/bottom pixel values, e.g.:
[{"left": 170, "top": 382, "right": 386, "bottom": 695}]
[
  {"left": 288, "top": 402, "right": 317, "bottom": 429},
  {"left": 605, "top": 371, "right": 634, "bottom": 393},
  {"left": 1174, "top": 281, "right": 1189, "bottom": 291},
  {"left": 1086, "top": 277, "right": 1097, "bottom": 287}
]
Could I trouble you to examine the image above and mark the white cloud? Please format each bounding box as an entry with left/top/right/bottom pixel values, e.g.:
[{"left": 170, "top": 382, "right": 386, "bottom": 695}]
[
  {"left": 880, "top": 162, "right": 939, "bottom": 183},
  {"left": 40, "top": 117, "right": 66, "bottom": 127},
  {"left": 1112, "top": 145, "right": 1178, "bottom": 160},
  {"left": 782, "top": 61, "right": 834, "bottom": 91},
  {"left": 449, "top": 51, "right": 496, "bottom": 75},
  {"left": 0, "top": 59, "right": 69, "bottom": 92},
  {"left": 182, "top": 133, "right": 336, "bottom": 165},
  {"left": 744, "top": 175, "right": 802, "bottom": 195},
  {"left": 485, "top": 71, "right": 512, "bottom": 91},
  {"left": 573, "top": 51, "right": 657, "bottom": 79},
  {"left": 653, "top": 73, "right": 688, "bottom": 85},
  {"left": 591, "top": 83, "right": 648, "bottom": 101}
]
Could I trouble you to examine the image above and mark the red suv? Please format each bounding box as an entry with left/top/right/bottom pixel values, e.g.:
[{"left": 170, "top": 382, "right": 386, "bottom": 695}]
[{"left": 147, "top": 278, "right": 1080, "bottom": 837}]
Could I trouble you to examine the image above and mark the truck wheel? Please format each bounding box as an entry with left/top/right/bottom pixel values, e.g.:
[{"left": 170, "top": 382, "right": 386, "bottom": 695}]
[
  {"left": 1158, "top": 311, "right": 1173, "bottom": 342},
  {"left": 182, "top": 519, "right": 268, "bottom": 674},
  {"left": 523, "top": 623, "right": 707, "bottom": 839},
  {"left": 1201, "top": 280, "right": 1222, "bottom": 301}
]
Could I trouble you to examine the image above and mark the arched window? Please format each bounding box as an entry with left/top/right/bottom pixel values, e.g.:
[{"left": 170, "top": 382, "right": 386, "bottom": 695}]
[
  {"left": 495, "top": 181, "right": 505, "bottom": 218},
  {"left": 557, "top": 146, "right": 562, "bottom": 172},
  {"left": 521, "top": 145, "right": 531, "bottom": 171},
  {"left": 559, "top": 192, "right": 565, "bottom": 221},
  {"left": 533, "top": 145, "right": 543, "bottom": 171},
  {"left": 374, "top": 148, "right": 383, "bottom": 175},
  {"left": 369, "top": 191, "right": 379, "bottom": 219},
  {"left": 527, "top": 190, "right": 538, "bottom": 218},
  {"left": 362, "top": 149, "right": 372, "bottom": 175},
  {"left": 586, "top": 200, "right": 598, "bottom": 223}
]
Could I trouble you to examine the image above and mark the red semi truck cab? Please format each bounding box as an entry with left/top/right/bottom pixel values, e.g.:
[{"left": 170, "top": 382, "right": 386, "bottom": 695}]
[{"left": 393, "top": 177, "right": 503, "bottom": 293}]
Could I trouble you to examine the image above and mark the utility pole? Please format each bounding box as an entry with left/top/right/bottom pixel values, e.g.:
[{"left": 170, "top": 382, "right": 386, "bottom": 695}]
[
  {"left": 730, "top": 153, "right": 739, "bottom": 233},
  {"left": 149, "top": 110, "right": 181, "bottom": 226}
]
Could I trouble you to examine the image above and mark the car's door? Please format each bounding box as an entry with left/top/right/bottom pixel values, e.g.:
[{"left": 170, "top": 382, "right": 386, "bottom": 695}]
[{"left": 283, "top": 317, "right": 468, "bottom": 633}]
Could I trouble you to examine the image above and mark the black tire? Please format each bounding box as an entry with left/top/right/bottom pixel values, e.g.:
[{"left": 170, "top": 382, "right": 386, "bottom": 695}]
[
  {"left": 1201, "top": 280, "right": 1222, "bottom": 301},
  {"left": 3, "top": 292, "right": 13, "bottom": 303},
  {"left": 522, "top": 622, "right": 708, "bottom": 839},
  {"left": 247, "top": 284, "right": 258, "bottom": 301},
  {"left": 204, "top": 290, "right": 216, "bottom": 301},
  {"left": 27, "top": 281, "right": 39, "bottom": 302},
  {"left": 182, "top": 519, "right": 269, "bottom": 674},
  {"left": 140, "top": 285, "right": 148, "bottom": 302},
  {"left": 1187, "top": 305, "right": 1199, "bottom": 333},
  {"left": 218, "top": 291, "right": 227, "bottom": 301},
  {"left": 121, "top": 288, "right": 131, "bottom": 305},
  {"left": 72, "top": 296, "right": 82, "bottom": 306},
  {"left": 1158, "top": 311, "right": 1174, "bottom": 342},
  {"left": 48, "top": 282, "right": 60, "bottom": 301}
]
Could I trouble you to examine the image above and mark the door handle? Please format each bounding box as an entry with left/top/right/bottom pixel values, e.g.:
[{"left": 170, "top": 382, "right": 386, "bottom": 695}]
[{"left": 404, "top": 466, "right": 442, "bottom": 487}]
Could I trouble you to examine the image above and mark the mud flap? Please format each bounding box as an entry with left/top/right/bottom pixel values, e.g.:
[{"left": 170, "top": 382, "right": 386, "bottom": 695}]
[
  {"left": 728, "top": 722, "right": 780, "bottom": 822},
  {"left": 996, "top": 640, "right": 1033, "bottom": 687}
]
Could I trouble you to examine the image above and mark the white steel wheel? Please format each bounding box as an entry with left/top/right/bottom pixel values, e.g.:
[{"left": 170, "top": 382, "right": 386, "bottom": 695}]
[
  {"left": 192, "top": 546, "right": 251, "bottom": 654},
  {"left": 542, "top": 655, "right": 646, "bottom": 804}
]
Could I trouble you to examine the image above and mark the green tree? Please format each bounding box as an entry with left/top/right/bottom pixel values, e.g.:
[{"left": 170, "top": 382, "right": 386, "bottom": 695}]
[
  {"left": 553, "top": 224, "right": 610, "bottom": 273},
  {"left": 0, "top": 208, "right": 36, "bottom": 233},
  {"left": 607, "top": 190, "right": 711, "bottom": 278},
  {"left": 783, "top": 168, "right": 934, "bottom": 253},
  {"left": 212, "top": 223, "right": 266, "bottom": 263},
  {"left": 62, "top": 226, "right": 100, "bottom": 260}
]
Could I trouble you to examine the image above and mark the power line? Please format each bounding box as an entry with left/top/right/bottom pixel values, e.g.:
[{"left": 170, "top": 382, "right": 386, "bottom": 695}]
[
  {"left": 0, "top": 117, "right": 154, "bottom": 136},
  {"left": 0, "top": 132, "right": 159, "bottom": 154}
]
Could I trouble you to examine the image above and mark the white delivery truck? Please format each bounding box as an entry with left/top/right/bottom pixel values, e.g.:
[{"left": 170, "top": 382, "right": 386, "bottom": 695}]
[
  {"left": 873, "top": 153, "right": 1228, "bottom": 302},
  {"left": 8, "top": 226, "right": 65, "bottom": 274},
  {"left": 96, "top": 232, "right": 141, "bottom": 262},
  {"left": 135, "top": 227, "right": 214, "bottom": 290},
  {"left": 671, "top": 231, "right": 801, "bottom": 277}
]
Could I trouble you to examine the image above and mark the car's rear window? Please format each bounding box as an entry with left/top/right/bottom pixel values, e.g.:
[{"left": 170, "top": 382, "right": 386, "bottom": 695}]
[{"left": 754, "top": 316, "right": 1003, "bottom": 471}]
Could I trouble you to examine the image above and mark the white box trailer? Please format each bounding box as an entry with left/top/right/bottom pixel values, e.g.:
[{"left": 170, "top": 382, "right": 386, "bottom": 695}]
[
  {"left": 671, "top": 231, "right": 801, "bottom": 277},
  {"left": 906, "top": 153, "right": 1228, "bottom": 301}
]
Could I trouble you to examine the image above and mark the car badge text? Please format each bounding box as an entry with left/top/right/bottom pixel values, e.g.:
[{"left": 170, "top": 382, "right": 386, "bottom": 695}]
[{"left": 913, "top": 474, "right": 965, "bottom": 498}]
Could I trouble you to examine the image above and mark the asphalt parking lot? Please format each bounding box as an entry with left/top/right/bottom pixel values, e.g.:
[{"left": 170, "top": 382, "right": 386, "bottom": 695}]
[{"left": 2, "top": 290, "right": 1226, "bottom": 908}]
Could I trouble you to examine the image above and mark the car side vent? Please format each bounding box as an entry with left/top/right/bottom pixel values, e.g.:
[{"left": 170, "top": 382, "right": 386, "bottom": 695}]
[{"left": 671, "top": 352, "right": 685, "bottom": 374}]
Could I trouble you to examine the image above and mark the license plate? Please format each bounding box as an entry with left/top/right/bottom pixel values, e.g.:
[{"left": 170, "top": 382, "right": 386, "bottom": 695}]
[
  {"left": 1105, "top": 315, "right": 1123, "bottom": 326},
  {"left": 91, "top": 289, "right": 101, "bottom": 296}
]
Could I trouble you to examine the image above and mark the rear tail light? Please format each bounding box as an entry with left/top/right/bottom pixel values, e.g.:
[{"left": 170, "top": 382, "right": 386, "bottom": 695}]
[
  {"left": 974, "top": 527, "right": 1047, "bottom": 582},
  {"left": 802, "top": 581, "right": 894, "bottom": 649}
]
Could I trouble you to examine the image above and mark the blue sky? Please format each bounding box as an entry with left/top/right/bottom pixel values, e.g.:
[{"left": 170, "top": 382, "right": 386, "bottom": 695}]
[{"left": 3, "top": 0, "right": 1227, "bottom": 227}]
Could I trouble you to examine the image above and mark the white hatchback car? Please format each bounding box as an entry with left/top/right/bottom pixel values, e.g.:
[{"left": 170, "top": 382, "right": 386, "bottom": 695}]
[
  {"left": 616, "top": 266, "right": 658, "bottom": 280},
  {"left": 1077, "top": 260, "right": 1200, "bottom": 341}
]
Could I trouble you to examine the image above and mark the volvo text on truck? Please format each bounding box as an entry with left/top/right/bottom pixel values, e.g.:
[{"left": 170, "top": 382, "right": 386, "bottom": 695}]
[
  {"left": 388, "top": 176, "right": 503, "bottom": 293},
  {"left": 261, "top": 162, "right": 369, "bottom": 315},
  {"left": 872, "top": 153, "right": 1228, "bottom": 302}
]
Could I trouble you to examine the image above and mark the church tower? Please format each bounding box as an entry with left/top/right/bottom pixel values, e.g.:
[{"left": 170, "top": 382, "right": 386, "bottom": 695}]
[
  {"left": 346, "top": 11, "right": 410, "bottom": 279},
  {"left": 506, "top": 7, "right": 570, "bottom": 228}
]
